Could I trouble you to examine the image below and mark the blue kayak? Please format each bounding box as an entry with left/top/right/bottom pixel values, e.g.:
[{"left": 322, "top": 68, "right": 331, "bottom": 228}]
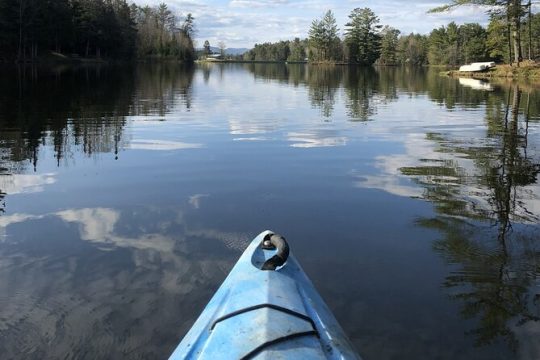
[{"left": 169, "top": 230, "right": 361, "bottom": 359}]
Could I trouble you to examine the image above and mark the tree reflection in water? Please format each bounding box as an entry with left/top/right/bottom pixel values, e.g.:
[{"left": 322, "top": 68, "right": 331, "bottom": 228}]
[
  {"left": 0, "top": 63, "right": 195, "bottom": 212},
  {"left": 245, "top": 63, "right": 401, "bottom": 120},
  {"left": 0, "top": 63, "right": 195, "bottom": 170},
  {"left": 1, "top": 63, "right": 539, "bottom": 357},
  {"left": 223, "top": 63, "right": 540, "bottom": 353},
  {"left": 0, "top": 190, "right": 4, "bottom": 213},
  {"left": 401, "top": 83, "right": 540, "bottom": 351}
]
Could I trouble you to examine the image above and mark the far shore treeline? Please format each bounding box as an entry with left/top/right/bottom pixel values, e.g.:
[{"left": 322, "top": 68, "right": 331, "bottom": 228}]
[
  {"left": 240, "top": 4, "right": 540, "bottom": 66},
  {"left": 0, "top": 0, "right": 195, "bottom": 62},
  {"left": 1, "top": 0, "right": 539, "bottom": 66}
]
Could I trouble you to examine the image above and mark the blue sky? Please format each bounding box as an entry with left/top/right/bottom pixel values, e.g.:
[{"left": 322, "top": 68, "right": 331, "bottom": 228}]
[{"left": 133, "top": 0, "right": 492, "bottom": 48}]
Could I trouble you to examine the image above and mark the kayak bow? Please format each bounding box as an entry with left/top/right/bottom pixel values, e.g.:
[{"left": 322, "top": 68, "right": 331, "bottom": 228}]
[{"left": 169, "top": 230, "right": 361, "bottom": 359}]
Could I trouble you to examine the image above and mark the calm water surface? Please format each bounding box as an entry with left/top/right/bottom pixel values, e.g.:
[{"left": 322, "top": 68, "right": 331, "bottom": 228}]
[{"left": 0, "top": 64, "right": 539, "bottom": 359}]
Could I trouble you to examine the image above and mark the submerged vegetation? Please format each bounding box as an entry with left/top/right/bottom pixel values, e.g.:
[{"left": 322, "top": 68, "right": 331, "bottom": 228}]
[{"left": 0, "top": 1, "right": 195, "bottom": 62}]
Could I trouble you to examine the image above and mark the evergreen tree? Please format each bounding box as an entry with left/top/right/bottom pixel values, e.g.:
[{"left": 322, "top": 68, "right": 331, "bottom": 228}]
[
  {"left": 0, "top": 0, "right": 27, "bottom": 59},
  {"left": 378, "top": 26, "right": 400, "bottom": 65},
  {"left": 0, "top": 0, "right": 194, "bottom": 62},
  {"left": 203, "top": 40, "right": 211, "bottom": 56},
  {"left": 429, "top": 0, "right": 527, "bottom": 65},
  {"left": 522, "top": 11, "right": 540, "bottom": 60},
  {"left": 460, "top": 23, "right": 487, "bottom": 63},
  {"left": 344, "top": 8, "right": 382, "bottom": 65},
  {"left": 487, "top": 17, "right": 510, "bottom": 62},
  {"left": 428, "top": 22, "right": 487, "bottom": 65},
  {"left": 156, "top": 3, "right": 173, "bottom": 53},
  {"left": 427, "top": 26, "right": 448, "bottom": 65},
  {"left": 397, "top": 33, "right": 428, "bottom": 65},
  {"left": 308, "top": 10, "right": 340, "bottom": 62},
  {"left": 288, "top": 38, "right": 307, "bottom": 61},
  {"left": 112, "top": 0, "right": 137, "bottom": 58},
  {"left": 428, "top": 22, "right": 460, "bottom": 65},
  {"left": 182, "top": 13, "right": 195, "bottom": 38},
  {"left": 446, "top": 22, "right": 460, "bottom": 65}
]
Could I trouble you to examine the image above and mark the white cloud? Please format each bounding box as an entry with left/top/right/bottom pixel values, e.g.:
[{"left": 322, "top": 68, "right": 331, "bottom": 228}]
[
  {"left": 127, "top": 139, "right": 203, "bottom": 150},
  {"left": 57, "top": 208, "right": 120, "bottom": 243},
  {"left": 229, "top": 0, "right": 289, "bottom": 8},
  {"left": 232, "top": 137, "right": 268, "bottom": 141},
  {"left": 131, "top": 0, "right": 491, "bottom": 48},
  {"left": 0, "top": 207, "right": 252, "bottom": 253},
  {"left": 189, "top": 193, "right": 209, "bottom": 209},
  {"left": 287, "top": 131, "right": 347, "bottom": 148},
  {"left": 0, "top": 173, "right": 56, "bottom": 195},
  {"left": 355, "top": 174, "right": 423, "bottom": 198},
  {"left": 228, "top": 116, "right": 277, "bottom": 135},
  {"left": 513, "top": 317, "right": 540, "bottom": 360},
  {"left": 0, "top": 213, "right": 44, "bottom": 230},
  {"left": 353, "top": 129, "right": 540, "bottom": 224}
]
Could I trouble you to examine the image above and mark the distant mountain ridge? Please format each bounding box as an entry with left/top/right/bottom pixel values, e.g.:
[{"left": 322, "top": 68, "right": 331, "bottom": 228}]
[{"left": 197, "top": 46, "right": 249, "bottom": 56}]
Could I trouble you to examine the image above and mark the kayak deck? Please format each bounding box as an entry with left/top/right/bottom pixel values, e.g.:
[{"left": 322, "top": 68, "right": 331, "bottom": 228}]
[{"left": 169, "top": 230, "right": 360, "bottom": 359}]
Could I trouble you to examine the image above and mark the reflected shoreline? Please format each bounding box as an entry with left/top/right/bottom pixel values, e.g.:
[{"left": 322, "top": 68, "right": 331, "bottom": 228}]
[{"left": 0, "top": 63, "right": 539, "bottom": 359}]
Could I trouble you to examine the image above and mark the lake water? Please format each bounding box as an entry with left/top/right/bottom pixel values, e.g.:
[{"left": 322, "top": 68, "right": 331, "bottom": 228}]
[{"left": 0, "top": 63, "right": 539, "bottom": 360}]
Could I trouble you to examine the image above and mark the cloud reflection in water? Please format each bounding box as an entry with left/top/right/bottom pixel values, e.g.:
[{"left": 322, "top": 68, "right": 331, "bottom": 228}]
[
  {"left": 0, "top": 173, "right": 56, "bottom": 195},
  {"left": 127, "top": 139, "right": 203, "bottom": 151},
  {"left": 0, "top": 205, "right": 251, "bottom": 359},
  {"left": 287, "top": 131, "right": 347, "bottom": 148}
]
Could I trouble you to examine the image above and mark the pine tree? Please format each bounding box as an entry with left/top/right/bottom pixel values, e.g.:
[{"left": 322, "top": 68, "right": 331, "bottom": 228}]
[
  {"left": 308, "top": 10, "right": 340, "bottom": 62},
  {"left": 288, "top": 38, "right": 307, "bottom": 61},
  {"left": 344, "top": 8, "right": 382, "bottom": 65},
  {"left": 429, "top": 0, "right": 527, "bottom": 65},
  {"left": 487, "top": 17, "right": 509, "bottom": 62},
  {"left": 460, "top": 23, "right": 487, "bottom": 63},
  {"left": 397, "top": 33, "right": 428, "bottom": 65},
  {"left": 378, "top": 26, "right": 400, "bottom": 65},
  {"left": 203, "top": 40, "right": 211, "bottom": 56}
]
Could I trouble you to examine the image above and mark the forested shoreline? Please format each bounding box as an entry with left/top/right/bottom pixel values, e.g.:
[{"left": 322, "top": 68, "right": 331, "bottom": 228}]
[
  {"left": 0, "top": 1, "right": 195, "bottom": 62},
  {"left": 241, "top": 3, "right": 540, "bottom": 67},
  {"left": 2, "top": 0, "right": 539, "bottom": 67}
]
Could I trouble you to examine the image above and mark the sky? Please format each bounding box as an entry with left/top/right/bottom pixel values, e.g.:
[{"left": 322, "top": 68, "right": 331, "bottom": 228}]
[{"left": 132, "top": 0, "right": 493, "bottom": 49}]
